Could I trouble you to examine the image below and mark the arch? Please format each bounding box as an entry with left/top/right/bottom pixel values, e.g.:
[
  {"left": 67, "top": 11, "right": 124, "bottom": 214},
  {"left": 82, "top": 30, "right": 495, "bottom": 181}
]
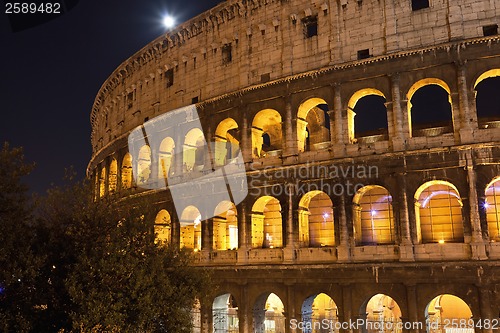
[
  {"left": 99, "top": 167, "right": 106, "bottom": 198},
  {"left": 298, "top": 191, "right": 335, "bottom": 247},
  {"left": 108, "top": 159, "right": 117, "bottom": 194},
  {"left": 297, "top": 98, "right": 331, "bottom": 152},
  {"left": 154, "top": 209, "right": 171, "bottom": 245},
  {"left": 251, "top": 196, "right": 283, "bottom": 249},
  {"left": 252, "top": 109, "right": 283, "bottom": 158},
  {"left": 213, "top": 293, "right": 239, "bottom": 333},
  {"left": 215, "top": 118, "right": 240, "bottom": 166},
  {"left": 121, "top": 153, "right": 133, "bottom": 189},
  {"left": 253, "top": 293, "right": 285, "bottom": 333},
  {"left": 137, "top": 145, "right": 152, "bottom": 184},
  {"left": 407, "top": 79, "right": 453, "bottom": 137},
  {"left": 414, "top": 181, "right": 464, "bottom": 243},
  {"left": 158, "top": 137, "right": 175, "bottom": 180},
  {"left": 425, "top": 294, "right": 473, "bottom": 333},
  {"left": 474, "top": 69, "right": 500, "bottom": 128},
  {"left": 361, "top": 294, "right": 402, "bottom": 333},
  {"left": 301, "top": 293, "right": 338, "bottom": 333},
  {"left": 180, "top": 205, "right": 202, "bottom": 251},
  {"left": 184, "top": 128, "right": 206, "bottom": 172},
  {"left": 485, "top": 177, "right": 500, "bottom": 241},
  {"left": 213, "top": 201, "right": 239, "bottom": 250},
  {"left": 353, "top": 186, "right": 395, "bottom": 245},
  {"left": 347, "top": 89, "right": 388, "bottom": 142}
]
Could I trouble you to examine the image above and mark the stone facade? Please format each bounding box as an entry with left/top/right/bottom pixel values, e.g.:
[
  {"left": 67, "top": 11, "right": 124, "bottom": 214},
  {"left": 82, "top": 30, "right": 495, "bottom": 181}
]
[{"left": 88, "top": 0, "right": 500, "bottom": 332}]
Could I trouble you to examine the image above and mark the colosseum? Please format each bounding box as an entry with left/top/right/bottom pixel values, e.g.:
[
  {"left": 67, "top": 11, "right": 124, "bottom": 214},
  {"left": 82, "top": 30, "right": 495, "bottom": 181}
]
[{"left": 88, "top": 0, "right": 500, "bottom": 332}]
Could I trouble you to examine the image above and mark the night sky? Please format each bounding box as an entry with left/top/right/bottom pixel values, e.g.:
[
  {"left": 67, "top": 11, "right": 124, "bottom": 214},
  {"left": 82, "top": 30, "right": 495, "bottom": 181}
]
[{"left": 0, "top": 0, "right": 222, "bottom": 194}]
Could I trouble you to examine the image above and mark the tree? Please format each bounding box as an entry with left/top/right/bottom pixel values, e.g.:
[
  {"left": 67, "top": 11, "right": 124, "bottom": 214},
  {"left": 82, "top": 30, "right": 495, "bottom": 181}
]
[
  {"left": 0, "top": 143, "right": 40, "bottom": 333},
  {"left": 36, "top": 177, "right": 211, "bottom": 332}
]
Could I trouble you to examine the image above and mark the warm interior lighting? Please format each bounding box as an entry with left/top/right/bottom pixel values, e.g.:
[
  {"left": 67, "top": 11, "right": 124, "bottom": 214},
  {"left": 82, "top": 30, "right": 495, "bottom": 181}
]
[{"left": 438, "top": 239, "right": 445, "bottom": 244}]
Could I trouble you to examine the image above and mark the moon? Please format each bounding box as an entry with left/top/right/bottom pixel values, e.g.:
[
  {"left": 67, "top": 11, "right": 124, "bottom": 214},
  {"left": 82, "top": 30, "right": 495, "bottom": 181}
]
[{"left": 163, "top": 15, "right": 176, "bottom": 29}]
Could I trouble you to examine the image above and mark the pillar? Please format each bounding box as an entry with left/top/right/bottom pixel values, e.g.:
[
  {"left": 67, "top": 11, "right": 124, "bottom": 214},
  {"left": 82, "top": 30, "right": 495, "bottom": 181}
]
[
  {"left": 240, "top": 107, "right": 252, "bottom": 163},
  {"left": 398, "top": 173, "right": 415, "bottom": 261},
  {"left": 341, "top": 284, "right": 353, "bottom": 333},
  {"left": 284, "top": 97, "right": 299, "bottom": 160},
  {"left": 337, "top": 194, "right": 351, "bottom": 261},
  {"left": 332, "top": 84, "right": 346, "bottom": 157},
  {"left": 390, "top": 73, "right": 407, "bottom": 151},
  {"left": 405, "top": 284, "right": 420, "bottom": 333},
  {"left": 478, "top": 287, "right": 493, "bottom": 333},
  {"left": 456, "top": 63, "right": 475, "bottom": 143}
]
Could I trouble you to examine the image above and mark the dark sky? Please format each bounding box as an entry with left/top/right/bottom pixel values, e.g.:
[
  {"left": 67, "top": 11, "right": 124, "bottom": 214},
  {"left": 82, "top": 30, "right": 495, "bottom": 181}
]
[{"left": 0, "top": 0, "right": 222, "bottom": 194}]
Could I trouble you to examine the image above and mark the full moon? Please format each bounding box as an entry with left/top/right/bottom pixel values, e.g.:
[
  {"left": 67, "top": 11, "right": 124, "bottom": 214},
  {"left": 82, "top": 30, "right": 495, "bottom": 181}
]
[{"left": 163, "top": 15, "right": 176, "bottom": 29}]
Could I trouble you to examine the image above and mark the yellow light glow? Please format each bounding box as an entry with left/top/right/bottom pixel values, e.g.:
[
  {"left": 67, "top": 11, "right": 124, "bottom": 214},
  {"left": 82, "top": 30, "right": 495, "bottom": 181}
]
[{"left": 438, "top": 239, "right": 445, "bottom": 244}]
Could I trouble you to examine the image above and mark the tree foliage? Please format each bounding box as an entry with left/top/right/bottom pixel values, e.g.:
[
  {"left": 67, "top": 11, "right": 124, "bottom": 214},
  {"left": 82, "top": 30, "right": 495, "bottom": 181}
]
[{"left": 0, "top": 143, "right": 211, "bottom": 332}]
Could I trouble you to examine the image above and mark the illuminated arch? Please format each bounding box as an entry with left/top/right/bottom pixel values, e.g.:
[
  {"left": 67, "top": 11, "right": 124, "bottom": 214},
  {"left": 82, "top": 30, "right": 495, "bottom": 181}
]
[
  {"left": 253, "top": 293, "right": 285, "bottom": 333},
  {"left": 251, "top": 196, "right": 282, "bottom": 249},
  {"left": 99, "top": 167, "right": 106, "bottom": 198},
  {"left": 108, "top": 158, "right": 117, "bottom": 194},
  {"left": 121, "top": 153, "right": 133, "bottom": 189},
  {"left": 137, "top": 145, "right": 152, "bottom": 185},
  {"left": 301, "top": 293, "right": 338, "bottom": 332},
  {"left": 362, "top": 294, "right": 402, "bottom": 330},
  {"left": 425, "top": 294, "right": 473, "bottom": 333},
  {"left": 252, "top": 109, "right": 283, "bottom": 158},
  {"left": 213, "top": 294, "right": 239, "bottom": 333},
  {"left": 154, "top": 209, "right": 171, "bottom": 245},
  {"left": 298, "top": 191, "right": 335, "bottom": 247},
  {"left": 353, "top": 186, "right": 395, "bottom": 245},
  {"left": 474, "top": 69, "right": 500, "bottom": 127},
  {"left": 407, "top": 79, "right": 453, "bottom": 137},
  {"left": 347, "top": 89, "right": 388, "bottom": 142},
  {"left": 213, "top": 201, "right": 238, "bottom": 250},
  {"left": 415, "top": 181, "right": 464, "bottom": 243},
  {"left": 184, "top": 128, "right": 206, "bottom": 172},
  {"left": 215, "top": 118, "right": 240, "bottom": 166},
  {"left": 158, "top": 137, "right": 175, "bottom": 180},
  {"left": 297, "top": 98, "right": 331, "bottom": 152},
  {"left": 485, "top": 177, "right": 500, "bottom": 241},
  {"left": 180, "top": 205, "right": 202, "bottom": 251}
]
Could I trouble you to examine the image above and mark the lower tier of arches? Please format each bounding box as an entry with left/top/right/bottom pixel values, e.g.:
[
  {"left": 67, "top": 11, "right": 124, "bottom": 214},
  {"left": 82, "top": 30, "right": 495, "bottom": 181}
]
[{"left": 190, "top": 264, "right": 499, "bottom": 333}]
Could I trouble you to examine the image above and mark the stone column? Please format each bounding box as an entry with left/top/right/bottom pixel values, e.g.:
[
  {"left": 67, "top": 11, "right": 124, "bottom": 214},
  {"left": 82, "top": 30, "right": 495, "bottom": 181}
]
[
  {"left": 341, "top": 284, "right": 353, "bottom": 333},
  {"left": 327, "top": 110, "right": 336, "bottom": 146},
  {"left": 337, "top": 194, "right": 351, "bottom": 261},
  {"left": 390, "top": 73, "right": 406, "bottom": 151},
  {"left": 284, "top": 97, "right": 299, "bottom": 162},
  {"left": 405, "top": 284, "right": 420, "bottom": 333},
  {"left": 398, "top": 172, "right": 415, "bottom": 261},
  {"left": 456, "top": 63, "right": 475, "bottom": 144},
  {"left": 332, "top": 84, "right": 346, "bottom": 157},
  {"left": 203, "top": 121, "right": 214, "bottom": 172},
  {"left": 464, "top": 150, "right": 488, "bottom": 259},
  {"left": 171, "top": 211, "right": 180, "bottom": 248},
  {"left": 286, "top": 284, "right": 295, "bottom": 333},
  {"left": 240, "top": 108, "right": 252, "bottom": 163},
  {"left": 478, "top": 287, "right": 493, "bottom": 333},
  {"left": 237, "top": 202, "right": 250, "bottom": 263},
  {"left": 202, "top": 217, "right": 213, "bottom": 252},
  {"left": 201, "top": 302, "right": 212, "bottom": 333},
  {"left": 173, "top": 125, "right": 184, "bottom": 177}
]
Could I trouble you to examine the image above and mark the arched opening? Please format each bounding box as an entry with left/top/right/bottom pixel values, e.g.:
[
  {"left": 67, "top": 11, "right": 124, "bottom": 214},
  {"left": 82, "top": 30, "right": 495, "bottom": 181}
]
[
  {"left": 353, "top": 186, "right": 395, "bottom": 245},
  {"left": 180, "top": 206, "right": 202, "bottom": 251},
  {"left": 213, "top": 294, "right": 239, "bottom": 333},
  {"left": 213, "top": 201, "right": 239, "bottom": 250},
  {"left": 301, "top": 293, "right": 338, "bottom": 333},
  {"left": 154, "top": 209, "right": 171, "bottom": 245},
  {"left": 415, "top": 181, "right": 464, "bottom": 243},
  {"left": 485, "top": 177, "right": 500, "bottom": 241},
  {"left": 298, "top": 191, "right": 335, "bottom": 247},
  {"left": 252, "top": 109, "right": 283, "bottom": 158},
  {"left": 362, "top": 294, "right": 402, "bottom": 333},
  {"left": 253, "top": 293, "right": 285, "bottom": 333},
  {"left": 251, "top": 196, "right": 282, "bottom": 249},
  {"left": 108, "top": 159, "right": 117, "bottom": 194},
  {"left": 407, "top": 79, "right": 453, "bottom": 137},
  {"left": 158, "top": 137, "right": 175, "bottom": 180},
  {"left": 474, "top": 69, "right": 500, "bottom": 129},
  {"left": 121, "top": 153, "right": 133, "bottom": 189},
  {"left": 297, "top": 98, "right": 331, "bottom": 152},
  {"left": 137, "top": 145, "right": 152, "bottom": 184},
  {"left": 215, "top": 118, "right": 240, "bottom": 166},
  {"left": 184, "top": 128, "right": 206, "bottom": 172},
  {"left": 99, "top": 167, "right": 106, "bottom": 198},
  {"left": 348, "top": 89, "right": 388, "bottom": 143},
  {"left": 192, "top": 298, "right": 202, "bottom": 333},
  {"left": 425, "top": 295, "right": 473, "bottom": 333}
]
